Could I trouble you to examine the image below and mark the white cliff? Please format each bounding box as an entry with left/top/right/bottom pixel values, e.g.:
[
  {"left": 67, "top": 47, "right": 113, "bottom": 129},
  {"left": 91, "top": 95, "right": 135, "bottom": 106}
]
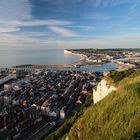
[
  {"left": 64, "top": 50, "right": 73, "bottom": 54},
  {"left": 93, "top": 79, "right": 116, "bottom": 104}
]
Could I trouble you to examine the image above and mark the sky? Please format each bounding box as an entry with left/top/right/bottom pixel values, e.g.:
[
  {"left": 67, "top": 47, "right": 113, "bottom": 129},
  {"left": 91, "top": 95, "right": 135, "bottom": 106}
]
[{"left": 0, "top": 0, "right": 140, "bottom": 49}]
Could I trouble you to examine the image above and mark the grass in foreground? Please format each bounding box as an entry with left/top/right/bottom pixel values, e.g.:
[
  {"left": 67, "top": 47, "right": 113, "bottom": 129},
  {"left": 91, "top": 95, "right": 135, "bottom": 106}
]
[{"left": 67, "top": 70, "right": 140, "bottom": 140}]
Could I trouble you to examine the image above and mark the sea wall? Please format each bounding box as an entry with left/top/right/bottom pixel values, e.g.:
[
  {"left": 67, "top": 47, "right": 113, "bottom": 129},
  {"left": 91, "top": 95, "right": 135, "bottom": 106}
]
[{"left": 93, "top": 79, "right": 116, "bottom": 104}]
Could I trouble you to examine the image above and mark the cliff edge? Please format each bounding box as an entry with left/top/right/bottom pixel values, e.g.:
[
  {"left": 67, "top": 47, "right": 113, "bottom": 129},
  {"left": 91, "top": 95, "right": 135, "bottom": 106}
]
[
  {"left": 64, "top": 50, "right": 73, "bottom": 54},
  {"left": 66, "top": 70, "right": 140, "bottom": 140}
]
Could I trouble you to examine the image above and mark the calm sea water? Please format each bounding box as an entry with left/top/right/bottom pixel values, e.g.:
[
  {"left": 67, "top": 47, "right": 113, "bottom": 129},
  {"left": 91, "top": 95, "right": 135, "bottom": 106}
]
[
  {"left": 0, "top": 48, "right": 116, "bottom": 72},
  {"left": 0, "top": 49, "right": 79, "bottom": 68}
]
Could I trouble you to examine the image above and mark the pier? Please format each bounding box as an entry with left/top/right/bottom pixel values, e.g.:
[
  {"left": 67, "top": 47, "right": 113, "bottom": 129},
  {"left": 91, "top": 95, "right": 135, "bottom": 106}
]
[{"left": 12, "top": 64, "right": 75, "bottom": 69}]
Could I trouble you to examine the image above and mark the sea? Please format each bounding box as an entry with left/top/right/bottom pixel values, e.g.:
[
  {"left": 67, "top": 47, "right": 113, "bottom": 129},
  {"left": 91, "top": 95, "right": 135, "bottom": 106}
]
[{"left": 0, "top": 48, "right": 116, "bottom": 72}]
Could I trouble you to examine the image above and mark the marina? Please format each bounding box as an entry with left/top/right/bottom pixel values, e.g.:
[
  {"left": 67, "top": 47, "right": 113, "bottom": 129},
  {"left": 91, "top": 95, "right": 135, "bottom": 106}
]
[{"left": 0, "top": 62, "right": 116, "bottom": 73}]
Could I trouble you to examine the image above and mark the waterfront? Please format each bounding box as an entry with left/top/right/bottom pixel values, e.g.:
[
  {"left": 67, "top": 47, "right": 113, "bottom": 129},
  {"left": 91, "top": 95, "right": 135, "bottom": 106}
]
[
  {"left": 0, "top": 48, "right": 117, "bottom": 72},
  {"left": 1, "top": 48, "right": 139, "bottom": 72}
]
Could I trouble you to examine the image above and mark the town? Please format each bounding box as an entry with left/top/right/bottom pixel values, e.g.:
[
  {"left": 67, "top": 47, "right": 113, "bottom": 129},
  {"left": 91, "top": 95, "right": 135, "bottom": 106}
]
[
  {"left": 66, "top": 48, "right": 140, "bottom": 69},
  {"left": 0, "top": 48, "right": 140, "bottom": 140},
  {"left": 9, "top": 49, "right": 140, "bottom": 72},
  {"left": 0, "top": 69, "right": 102, "bottom": 140}
]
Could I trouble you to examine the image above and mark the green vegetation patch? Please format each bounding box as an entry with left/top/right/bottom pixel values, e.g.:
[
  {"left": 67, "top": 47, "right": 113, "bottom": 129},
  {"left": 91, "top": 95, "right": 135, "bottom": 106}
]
[{"left": 105, "top": 70, "right": 135, "bottom": 85}]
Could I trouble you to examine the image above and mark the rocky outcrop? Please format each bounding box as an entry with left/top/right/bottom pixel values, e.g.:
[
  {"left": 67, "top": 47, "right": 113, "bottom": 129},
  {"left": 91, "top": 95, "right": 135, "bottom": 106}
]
[{"left": 93, "top": 79, "right": 116, "bottom": 104}]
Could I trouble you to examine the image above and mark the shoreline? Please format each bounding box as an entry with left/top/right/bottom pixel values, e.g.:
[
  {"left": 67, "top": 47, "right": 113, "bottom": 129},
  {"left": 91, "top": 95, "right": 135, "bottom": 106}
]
[
  {"left": 64, "top": 49, "right": 108, "bottom": 67},
  {"left": 1, "top": 50, "right": 113, "bottom": 71},
  {"left": 1, "top": 49, "right": 131, "bottom": 71},
  {"left": 11, "top": 50, "right": 88, "bottom": 69},
  {"left": 114, "top": 61, "right": 137, "bottom": 71},
  {"left": 64, "top": 49, "right": 87, "bottom": 63}
]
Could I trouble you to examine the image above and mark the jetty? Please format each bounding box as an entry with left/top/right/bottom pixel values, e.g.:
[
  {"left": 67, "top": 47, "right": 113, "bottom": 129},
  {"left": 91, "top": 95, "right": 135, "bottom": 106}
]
[{"left": 12, "top": 64, "right": 74, "bottom": 69}]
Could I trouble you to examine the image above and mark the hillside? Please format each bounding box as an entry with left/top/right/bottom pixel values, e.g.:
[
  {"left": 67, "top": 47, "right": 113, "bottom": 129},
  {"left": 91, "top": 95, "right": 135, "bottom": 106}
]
[{"left": 67, "top": 70, "right": 140, "bottom": 140}]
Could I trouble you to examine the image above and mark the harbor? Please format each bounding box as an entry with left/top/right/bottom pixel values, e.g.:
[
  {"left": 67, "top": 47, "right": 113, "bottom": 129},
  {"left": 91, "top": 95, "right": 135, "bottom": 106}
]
[{"left": 5, "top": 49, "right": 139, "bottom": 72}]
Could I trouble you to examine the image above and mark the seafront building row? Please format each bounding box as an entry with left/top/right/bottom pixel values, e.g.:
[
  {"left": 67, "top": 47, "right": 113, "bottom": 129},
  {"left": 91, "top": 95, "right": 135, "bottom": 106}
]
[{"left": 65, "top": 49, "right": 140, "bottom": 67}]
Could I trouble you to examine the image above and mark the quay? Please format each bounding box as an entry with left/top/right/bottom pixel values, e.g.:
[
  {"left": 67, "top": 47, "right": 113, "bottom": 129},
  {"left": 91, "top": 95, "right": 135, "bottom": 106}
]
[{"left": 12, "top": 64, "right": 75, "bottom": 69}]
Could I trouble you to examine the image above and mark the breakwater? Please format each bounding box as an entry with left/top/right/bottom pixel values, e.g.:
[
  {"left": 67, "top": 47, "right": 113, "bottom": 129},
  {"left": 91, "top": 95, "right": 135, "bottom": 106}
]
[{"left": 12, "top": 64, "right": 75, "bottom": 69}]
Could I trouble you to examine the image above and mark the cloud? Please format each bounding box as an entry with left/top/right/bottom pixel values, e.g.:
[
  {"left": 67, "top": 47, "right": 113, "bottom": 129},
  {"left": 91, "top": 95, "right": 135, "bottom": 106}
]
[
  {"left": 68, "top": 25, "right": 96, "bottom": 31},
  {"left": 0, "top": 0, "right": 31, "bottom": 20},
  {"left": 102, "top": 0, "right": 136, "bottom": 7},
  {"left": 0, "top": 0, "right": 139, "bottom": 48},
  {"left": 43, "top": 33, "right": 140, "bottom": 49},
  {"left": 0, "top": 19, "right": 72, "bottom": 33},
  {"left": 82, "top": 0, "right": 137, "bottom": 8},
  {"left": 12, "top": 31, "right": 48, "bottom": 37},
  {"left": 0, "top": 0, "right": 31, "bottom": 33},
  {"left": 18, "top": 19, "right": 72, "bottom": 26},
  {"left": 48, "top": 26, "right": 78, "bottom": 37},
  {"left": 0, "top": 33, "right": 47, "bottom": 47},
  {"left": 1, "top": 32, "right": 140, "bottom": 49},
  {"left": 85, "top": 12, "right": 110, "bottom": 20},
  {"left": 0, "top": 0, "right": 72, "bottom": 33},
  {"left": 0, "top": 27, "right": 20, "bottom": 33}
]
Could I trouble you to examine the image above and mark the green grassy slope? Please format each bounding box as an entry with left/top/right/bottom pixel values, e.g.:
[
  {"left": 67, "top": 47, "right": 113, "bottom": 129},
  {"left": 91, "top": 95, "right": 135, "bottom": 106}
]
[
  {"left": 44, "top": 96, "right": 93, "bottom": 140},
  {"left": 67, "top": 70, "right": 140, "bottom": 140}
]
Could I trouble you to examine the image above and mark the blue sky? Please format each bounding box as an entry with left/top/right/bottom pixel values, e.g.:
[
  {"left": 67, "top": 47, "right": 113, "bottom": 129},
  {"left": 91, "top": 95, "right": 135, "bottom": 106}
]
[{"left": 0, "top": 0, "right": 140, "bottom": 49}]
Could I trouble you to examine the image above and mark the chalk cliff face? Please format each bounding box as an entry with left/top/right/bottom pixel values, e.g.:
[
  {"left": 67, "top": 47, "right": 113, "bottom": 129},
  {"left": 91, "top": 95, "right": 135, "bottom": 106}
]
[
  {"left": 93, "top": 79, "right": 116, "bottom": 104},
  {"left": 64, "top": 50, "right": 73, "bottom": 54}
]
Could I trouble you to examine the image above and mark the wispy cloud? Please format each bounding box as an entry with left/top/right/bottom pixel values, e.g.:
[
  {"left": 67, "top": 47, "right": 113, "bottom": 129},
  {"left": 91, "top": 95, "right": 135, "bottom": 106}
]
[
  {"left": 0, "top": 0, "right": 72, "bottom": 33},
  {"left": 103, "top": 0, "right": 136, "bottom": 7},
  {"left": 0, "top": 19, "right": 72, "bottom": 33},
  {"left": 85, "top": 12, "right": 110, "bottom": 20},
  {"left": 90, "top": 0, "right": 136, "bottom": 8},
  {"left": 48, "top": 26, "right": 78, "bottom": 37},
  {"left": 1, "top": 32, "right": 140, "bottom": 49},
  {"left": 0, "top": 27, "right": 20, "bottom": 33},
  {"left": 0, "top": 33, "right": 47, "bottom": 47},
  {"left": 0, "top": 0, "right": 140, "bottom": 49},
  {"left": 0, "top": 0, "right": 31, "bottom": 33},
  {"left": 0, "top": 0, "right": 31, "bottom": 20},
  {"left": 67, "top": 25, "right": 96, "bottom": 31},
  {"left": 46, "top": 33, "right": 140, "bottom": 49}
]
